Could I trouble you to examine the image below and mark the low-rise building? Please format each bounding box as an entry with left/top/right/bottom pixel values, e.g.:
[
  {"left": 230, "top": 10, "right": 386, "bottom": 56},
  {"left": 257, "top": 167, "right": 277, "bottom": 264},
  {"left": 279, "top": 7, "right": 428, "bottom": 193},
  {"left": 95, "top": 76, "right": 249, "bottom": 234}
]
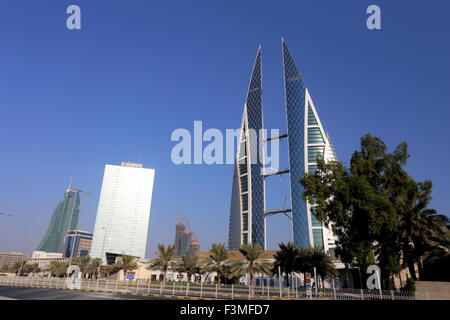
[
  {"left": 0, "top": 252, "right": 29, "bottom": 270},
  {"left": 31, "top": 251, "right": 63, "bottom": 259}
]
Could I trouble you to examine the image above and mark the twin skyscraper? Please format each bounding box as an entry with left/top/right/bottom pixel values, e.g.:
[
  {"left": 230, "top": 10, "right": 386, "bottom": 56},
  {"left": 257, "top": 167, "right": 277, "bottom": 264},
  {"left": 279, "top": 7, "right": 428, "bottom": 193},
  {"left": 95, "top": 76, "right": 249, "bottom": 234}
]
[{"left": 228, "top": 40, "right": 337, "bottom": 253}]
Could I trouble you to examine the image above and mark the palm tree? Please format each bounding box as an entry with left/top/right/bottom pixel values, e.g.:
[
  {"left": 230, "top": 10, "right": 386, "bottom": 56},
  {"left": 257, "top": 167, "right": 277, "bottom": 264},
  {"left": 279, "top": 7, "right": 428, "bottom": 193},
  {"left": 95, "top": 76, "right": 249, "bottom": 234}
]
[
  {"left": 201, "top": 243, "right": 229, "bottom": 284},
  {"left": 229, "top": 244, "right": 272, "bottom": 296},
  {"left": 177, "top": 255, "right": 200, "bottom": 282},
  {"left": 72, "top": 256, "right": 91, "bottom": 278},
  {"left": 100, "top": 264, "right": 119, "bottom": 278},
  {"left": 296, "top": 247, "right": 336, "bottom": 287},
  {"left": 149, "top": 244, "right": 176, "bottom": 281},
  {"left": 49, "top": 261, "right": 70, "bottom": 277},
  {"left": 11, "top": 261, "right": 27, "bottom": 275},
  {"left": 115, "top": 255, "right": 137, "bottom": 280},
  {"left": 397, "top": 180, "right": 450, "bottom": 279},
  {"left": 88, "top": 258, "right": 103, "bottom": 279},
  {"left": 272, "top": 242, "right": 299, "bottom": 287}
]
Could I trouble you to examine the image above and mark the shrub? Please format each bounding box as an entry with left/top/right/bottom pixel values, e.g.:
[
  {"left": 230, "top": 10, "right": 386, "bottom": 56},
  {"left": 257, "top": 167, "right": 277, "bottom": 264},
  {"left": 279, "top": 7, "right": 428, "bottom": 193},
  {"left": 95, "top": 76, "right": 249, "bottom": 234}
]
[{"left": 403, "top": 277, "right": 416, "bottom": 295}]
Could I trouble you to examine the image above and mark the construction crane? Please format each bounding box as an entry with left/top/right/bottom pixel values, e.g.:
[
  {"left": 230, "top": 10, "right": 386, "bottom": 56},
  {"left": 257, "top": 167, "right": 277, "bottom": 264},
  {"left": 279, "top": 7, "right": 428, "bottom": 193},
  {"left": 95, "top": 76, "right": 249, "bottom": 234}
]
[{"left": 72, "top": 188, "right": 91, "bottom": 195}]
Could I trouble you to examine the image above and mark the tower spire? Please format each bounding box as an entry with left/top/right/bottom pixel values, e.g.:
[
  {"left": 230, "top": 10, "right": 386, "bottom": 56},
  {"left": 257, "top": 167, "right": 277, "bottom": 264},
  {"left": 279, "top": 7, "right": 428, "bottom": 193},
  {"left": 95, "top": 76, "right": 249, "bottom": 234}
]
[{"left": 67, "top": 176, "right": 73, "bottom": 191}]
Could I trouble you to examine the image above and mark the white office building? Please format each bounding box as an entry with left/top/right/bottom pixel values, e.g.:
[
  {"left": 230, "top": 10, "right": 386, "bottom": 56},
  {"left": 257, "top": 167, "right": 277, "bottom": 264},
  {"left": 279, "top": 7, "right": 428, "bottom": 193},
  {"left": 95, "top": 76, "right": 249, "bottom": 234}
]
[{"left": 90, "top": 162, "right": 155, "bottom": 261}]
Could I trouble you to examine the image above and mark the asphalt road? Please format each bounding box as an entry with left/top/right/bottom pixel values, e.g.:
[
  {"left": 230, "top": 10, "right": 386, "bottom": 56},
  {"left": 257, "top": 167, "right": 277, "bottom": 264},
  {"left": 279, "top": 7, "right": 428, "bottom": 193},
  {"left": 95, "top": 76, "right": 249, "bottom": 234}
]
[{"left": 0, "top": 286, "right": 170, "bottom": 300}]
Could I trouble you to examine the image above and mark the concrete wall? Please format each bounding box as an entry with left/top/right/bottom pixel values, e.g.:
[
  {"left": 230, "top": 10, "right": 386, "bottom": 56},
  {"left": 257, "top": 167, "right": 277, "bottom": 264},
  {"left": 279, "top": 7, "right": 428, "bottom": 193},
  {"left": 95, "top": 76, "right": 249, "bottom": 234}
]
[{"left": 416, "top": 281, "right": 450, "bottom": 300}]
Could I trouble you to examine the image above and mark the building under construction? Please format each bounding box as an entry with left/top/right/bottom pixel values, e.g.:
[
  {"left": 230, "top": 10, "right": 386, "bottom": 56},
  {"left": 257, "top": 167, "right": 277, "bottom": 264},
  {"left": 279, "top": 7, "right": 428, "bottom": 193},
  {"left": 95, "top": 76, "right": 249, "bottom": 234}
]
[{"left": 174, "top": 217, "right": 200, "bottom": 257}]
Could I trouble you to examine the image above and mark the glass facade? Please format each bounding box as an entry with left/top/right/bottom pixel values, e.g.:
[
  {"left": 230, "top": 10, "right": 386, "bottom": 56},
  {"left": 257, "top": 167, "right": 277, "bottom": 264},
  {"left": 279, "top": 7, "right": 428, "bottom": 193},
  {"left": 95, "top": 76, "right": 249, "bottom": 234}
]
[
  {"left": 283, "top": 40, "right": 333, "bottom": 249},
  {"left": 282, "top": 41, "right": 310, "bottom": 248},
  {"left": 37, "top": 189, "right": 80, "bottom": 253},
  {"left": 63, "top": 230, "right": 93, "bottom": 258},
  {"left": 229, "top": 41, "right": 336, "bottom": 252},
  {"left": 90, "top": 163, "right": 155, "bottom": 260},
  {"left": 312, "top": 229, "right": 324, "bottom": 248},
  {"left": 228, "top": 164, "right": 242, "bottom": 249},
  {"left": 228, "top": 48, "right": 265, "bottom": 250}
]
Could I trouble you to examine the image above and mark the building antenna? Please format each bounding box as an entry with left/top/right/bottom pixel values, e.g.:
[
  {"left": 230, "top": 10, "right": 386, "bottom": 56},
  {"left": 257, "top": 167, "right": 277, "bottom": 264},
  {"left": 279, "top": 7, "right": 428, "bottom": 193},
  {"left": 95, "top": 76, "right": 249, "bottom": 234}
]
[{"left": 68, "top": 176, "right": 73, "bottom": 190}]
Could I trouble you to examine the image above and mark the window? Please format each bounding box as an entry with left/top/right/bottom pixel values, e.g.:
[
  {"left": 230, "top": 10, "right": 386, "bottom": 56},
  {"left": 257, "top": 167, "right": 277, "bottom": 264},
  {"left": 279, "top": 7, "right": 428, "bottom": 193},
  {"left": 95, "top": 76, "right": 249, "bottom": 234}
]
[
  {"left": 310, "top": 207, "right": 321, "bottom": 227},
  {"left": 243, "top": 233, "right": 248, "bottom": 245},
  {"left": 308, "top": 146, "right": 324, "bottom": 163},
  {"left": 241, "top": 194, "right": 248, "bottom": 211},
  {"left": 239, "top": 163, "right": 247, "bottom": 175},
  {"left": 308, "top": 106, "right": 318, "bottom": 125},
  {"left": 240, "top": 175, "right": 248, "bottom": 192},
  {"left": 308, "top": 128, "right": 325, "bottom": 144},
  {"left": 242, "top": 212, "right": 248, "bottom": 231},
  {"left": 308, "top": 165, "right": 318, "bottom": 174},
  {"left": 312, "top": 229, "right": 324, "bottom": 248},
  {"left": 239, "top": 140, "right": 247, "bottom": 158}
]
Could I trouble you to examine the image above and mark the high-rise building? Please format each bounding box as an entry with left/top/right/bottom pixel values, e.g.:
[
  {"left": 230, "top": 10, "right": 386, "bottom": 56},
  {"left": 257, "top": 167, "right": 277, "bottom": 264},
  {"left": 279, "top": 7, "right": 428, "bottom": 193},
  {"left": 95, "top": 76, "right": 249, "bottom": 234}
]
[
  {"left": 228, "top": 40, "right": 337, "bottom": 252},
  {"left": 187, "top": 239, "right": 200, "bottom": 256},
  {"left": 36, "top": 186, "right": 81, "bottom": 253},
  {"left": 228, "top": 48, "right": 266, "bottom": 250},
  {"left": 62, "top": 230, "right": 93, "bottom": 258},
  {"left": 90, "top": 162, "right": 155, "bottom": 261},
  {"left": 174, "top": 218, "right": 200, "bottom": 256}
]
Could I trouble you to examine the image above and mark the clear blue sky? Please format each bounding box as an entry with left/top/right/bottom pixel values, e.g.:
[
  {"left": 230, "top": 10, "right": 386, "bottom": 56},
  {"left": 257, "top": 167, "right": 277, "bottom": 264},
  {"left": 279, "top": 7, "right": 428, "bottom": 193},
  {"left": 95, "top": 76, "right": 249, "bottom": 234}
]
[{"left": 0, "top": 1, "right": 449, "bottom": 257}]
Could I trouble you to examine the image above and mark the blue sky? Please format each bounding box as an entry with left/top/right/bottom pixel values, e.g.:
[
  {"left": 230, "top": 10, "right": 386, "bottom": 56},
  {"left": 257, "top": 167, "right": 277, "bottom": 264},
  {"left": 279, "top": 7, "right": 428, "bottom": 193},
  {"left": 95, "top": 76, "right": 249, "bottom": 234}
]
[{"left": 0, "top": 1, "right": 449, "bottom": 257}]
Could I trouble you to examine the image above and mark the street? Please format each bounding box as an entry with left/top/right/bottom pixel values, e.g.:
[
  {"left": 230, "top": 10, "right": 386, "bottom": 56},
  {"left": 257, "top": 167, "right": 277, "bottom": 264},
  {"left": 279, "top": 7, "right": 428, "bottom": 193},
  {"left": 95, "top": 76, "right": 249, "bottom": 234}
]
[{"left": 0, "top": 286, "right": 172, "bottom": 300}]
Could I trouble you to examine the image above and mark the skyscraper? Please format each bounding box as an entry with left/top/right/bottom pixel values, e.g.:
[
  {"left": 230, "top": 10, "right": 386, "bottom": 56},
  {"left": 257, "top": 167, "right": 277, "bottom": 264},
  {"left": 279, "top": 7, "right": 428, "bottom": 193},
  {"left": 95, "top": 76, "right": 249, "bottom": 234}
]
[
  {"left": 228, "top": 48, "right": 266, "bottom": 250},
  {"left": 174, "top": 222, "right": 189, "bottom": 256},
  {"left": 282, "top": 40, "right": 337, "bottom": 249},
  {"left": 174, "top": 217, "right": 200, "bottom": 256},
  {"left": 36, "top": 186, "right": 81, "bottom": 253},
  {"left": 90, "top": 162, "right": 155, "bottom": 261},
  {"left": 228, "top": 40, "right": 337, "bottom": 251}
]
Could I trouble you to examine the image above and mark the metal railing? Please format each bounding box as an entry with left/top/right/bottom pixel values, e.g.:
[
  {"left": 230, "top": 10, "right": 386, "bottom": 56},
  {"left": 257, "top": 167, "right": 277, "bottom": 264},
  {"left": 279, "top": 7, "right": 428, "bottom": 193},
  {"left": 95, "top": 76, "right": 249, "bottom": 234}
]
[{"left": 0, "top": 276, "right": 415, "bottom": 300}]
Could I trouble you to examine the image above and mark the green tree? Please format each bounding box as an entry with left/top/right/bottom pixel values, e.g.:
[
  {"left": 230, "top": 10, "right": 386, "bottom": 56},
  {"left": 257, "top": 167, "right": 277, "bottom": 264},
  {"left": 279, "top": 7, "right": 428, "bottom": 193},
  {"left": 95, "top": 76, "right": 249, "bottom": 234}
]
[
  {"left": 115, "top": 255, "right": 137, "bottom": 280},
  {"left": 296, "top": 247, "right": 336, "bottom": 286},
  {"left": 301, "top": 134, "right": 409, "bottom": 285},
  {"left": 396, "top": 180, "right": 450, "bottom": 279},
  {"left": 49, "top": 261, "right": 69, "bottom": 277},
  {"left": 88, "top": 258, "right": 103, "bottom": 279},
  {"left": 272, "top": 242, "right": 299, "bottom": 288},
  {"left": 100, "top": 264, "right": 120, "bottom": 278},
  {"left": 11, "top": 261, "right": 27, "bottom": 275},
  {"left": 229, "top": 244, "right": 272, "bottom": 296},
  {"left": 177, "top": 255, "right": 200, "bottom": 282},
  {"left": 72, "top": 256, "right": 91, "bottom": 278},
  {"left": 21, "top": 263, "right": 40, "bottom": 275},
  {"left": 149, "top": 244, "right": 176, "bottom": 281},
  {"left": 201, "top": 243, "right": 229, "bottom": 284}
]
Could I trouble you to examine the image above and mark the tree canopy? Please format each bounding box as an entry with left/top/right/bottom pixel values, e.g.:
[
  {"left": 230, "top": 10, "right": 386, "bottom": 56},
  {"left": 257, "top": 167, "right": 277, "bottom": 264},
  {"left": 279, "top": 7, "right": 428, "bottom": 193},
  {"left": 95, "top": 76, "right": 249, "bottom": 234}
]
[{"left": 301, "top": 134, "right": 449, "bottom": 284}]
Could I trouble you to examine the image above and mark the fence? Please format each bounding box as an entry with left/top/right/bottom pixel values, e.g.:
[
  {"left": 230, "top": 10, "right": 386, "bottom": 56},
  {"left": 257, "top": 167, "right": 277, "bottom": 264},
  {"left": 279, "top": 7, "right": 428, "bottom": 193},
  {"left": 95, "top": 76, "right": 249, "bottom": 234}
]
[{"left": 0, "top": 276, "right": 415, "bottom": 300}]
